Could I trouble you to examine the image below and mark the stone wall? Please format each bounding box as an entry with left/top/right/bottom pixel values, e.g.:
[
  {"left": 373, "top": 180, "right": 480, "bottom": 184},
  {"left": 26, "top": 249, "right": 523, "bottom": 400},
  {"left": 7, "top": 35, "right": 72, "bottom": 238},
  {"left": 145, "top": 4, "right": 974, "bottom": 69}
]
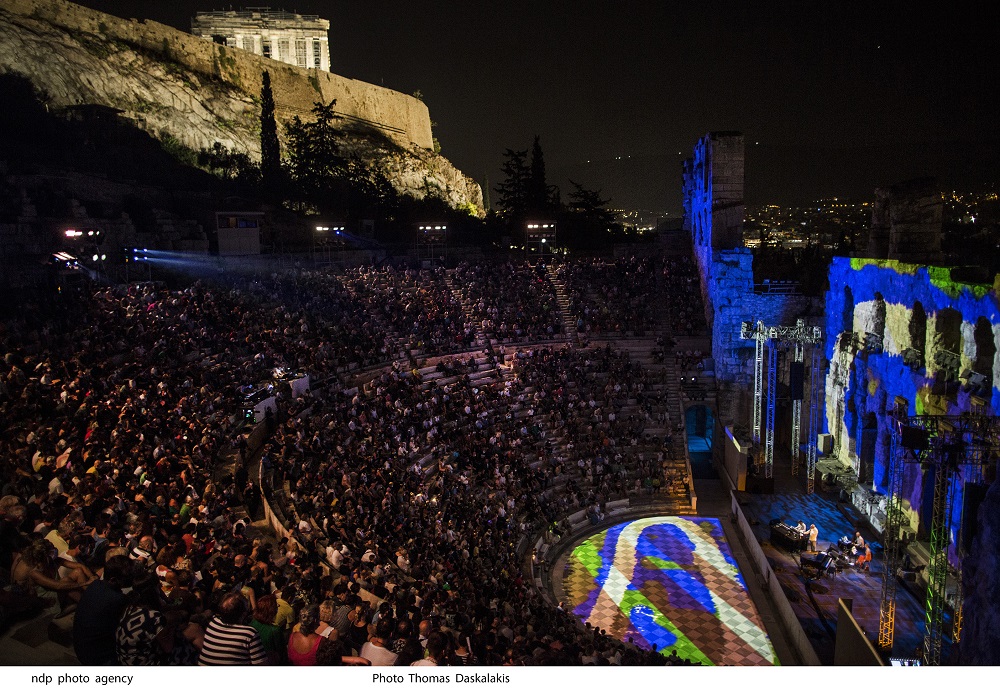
[
  {"left": 960, "top": 471, "right": 1000, "bottom": 665},
  {"left": 682, "top": 133, "right": 818, "bottom": 426},
  {"left": 705, "top": 248, "right": 814, "bottom": 424},
  {"left": 823, "top": 256, "right": 1000, "bottom": 549},
  {"left": 683, "top": 132, "right": 746, "bottom": 335}
]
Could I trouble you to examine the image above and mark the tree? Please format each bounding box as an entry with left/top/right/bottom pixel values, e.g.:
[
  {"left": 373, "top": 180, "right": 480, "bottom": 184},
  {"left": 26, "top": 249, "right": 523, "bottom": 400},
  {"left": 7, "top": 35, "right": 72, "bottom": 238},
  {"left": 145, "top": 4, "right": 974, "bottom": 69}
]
[
  {"left": 260, "top": 71, "right": 281, "bottom": 190},
  {"left": 495, "top": 148, "right": 530, "bottom": 222},
  {"left": 567, "top": 180, "right": 613, "bottom": 221},
  {"left": 284, "top": 99, "right": 397, "bottom": 218},
  {"left": 285, "top": 100, "right": 347, "bottom": 204},
  {"left": 563, "top": 180, "right": 620, "bottom": 249},
  {"left": 197, "top": 142, "right": 259, "bottom": 187},
  {"left": 527, "top": 135, "right": 550, "bottom": 213}
]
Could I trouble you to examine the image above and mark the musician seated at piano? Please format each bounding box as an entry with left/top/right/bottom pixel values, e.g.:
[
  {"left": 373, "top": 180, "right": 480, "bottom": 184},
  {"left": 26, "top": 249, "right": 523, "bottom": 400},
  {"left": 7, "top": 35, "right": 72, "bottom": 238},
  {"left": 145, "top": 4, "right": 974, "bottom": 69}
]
[
  {"left": 795, "top": 520, "right": 807, "bottom": 535},
  {"left": 853, "top": 531, "right": 866, "bottom": 552}
]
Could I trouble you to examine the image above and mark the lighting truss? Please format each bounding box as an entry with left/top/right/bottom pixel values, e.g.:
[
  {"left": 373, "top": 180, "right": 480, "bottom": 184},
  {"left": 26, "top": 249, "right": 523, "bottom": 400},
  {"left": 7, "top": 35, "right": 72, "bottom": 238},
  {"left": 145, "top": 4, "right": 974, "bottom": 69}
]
[
  {"left": 877, "top": 413, "right": 1000, "bottom": 664},
  {"left": 741, "top": 319, "right": 823, "bottom": 483}
]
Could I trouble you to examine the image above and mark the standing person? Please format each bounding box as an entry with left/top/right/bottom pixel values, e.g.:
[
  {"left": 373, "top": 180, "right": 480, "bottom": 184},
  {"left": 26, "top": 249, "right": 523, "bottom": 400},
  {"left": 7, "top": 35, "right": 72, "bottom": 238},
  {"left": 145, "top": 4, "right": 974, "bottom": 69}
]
[
  {"left": 198, "top": 592, "right": 268, "bottom": 665},
  {"left": 808, "top": 524, "right": 819, "bottom": 552}
]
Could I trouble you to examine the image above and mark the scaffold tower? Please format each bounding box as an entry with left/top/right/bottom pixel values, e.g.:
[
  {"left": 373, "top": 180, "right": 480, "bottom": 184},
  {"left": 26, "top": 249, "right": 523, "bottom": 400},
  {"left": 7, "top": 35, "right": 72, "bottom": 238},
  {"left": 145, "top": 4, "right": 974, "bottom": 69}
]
[
  {"left": 877, "top": 413, "right": 1000, "bottom": 664},
  {"left": 740, "top": 319, "right": 824, "bottom": 487}
]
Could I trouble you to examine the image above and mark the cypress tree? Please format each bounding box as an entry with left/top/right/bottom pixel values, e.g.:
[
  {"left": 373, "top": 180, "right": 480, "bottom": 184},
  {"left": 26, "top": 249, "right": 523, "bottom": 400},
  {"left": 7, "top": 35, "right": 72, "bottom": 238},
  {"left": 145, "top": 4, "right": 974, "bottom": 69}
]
[
  {"left": 527, "top": 134, "right": 548, "bottom": 213},
  {"left": 260, "top": 71, "right": 281, "bottom": 187}
]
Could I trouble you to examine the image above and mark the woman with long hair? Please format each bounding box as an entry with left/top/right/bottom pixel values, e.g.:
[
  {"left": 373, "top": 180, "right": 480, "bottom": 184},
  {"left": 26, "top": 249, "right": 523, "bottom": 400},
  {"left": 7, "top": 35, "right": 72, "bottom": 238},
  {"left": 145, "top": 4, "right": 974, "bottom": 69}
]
[
  {"left": 9, "top": 538, "right": 94, "bottom": 616},
  {"left": 287, "top": 606, "right": 322, "bottom": 666}
]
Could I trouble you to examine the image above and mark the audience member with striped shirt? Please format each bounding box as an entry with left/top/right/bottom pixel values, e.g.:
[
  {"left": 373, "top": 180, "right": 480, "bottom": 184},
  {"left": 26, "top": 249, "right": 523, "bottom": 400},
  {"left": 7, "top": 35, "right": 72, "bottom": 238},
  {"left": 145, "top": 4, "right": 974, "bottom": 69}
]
[{"left": 198, "top": 592, "right": 268, "bottom": 665}]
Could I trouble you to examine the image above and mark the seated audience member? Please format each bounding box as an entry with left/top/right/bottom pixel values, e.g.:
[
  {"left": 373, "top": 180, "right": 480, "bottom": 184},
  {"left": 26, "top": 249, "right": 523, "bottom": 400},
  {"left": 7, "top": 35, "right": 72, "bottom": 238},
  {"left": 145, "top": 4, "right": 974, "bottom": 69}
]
[
  {"left": 199, "top": 592, "right": 268, "bottom": 665},
  {"left": 73, "top": 555, "right": 134, "bottom": 665}
]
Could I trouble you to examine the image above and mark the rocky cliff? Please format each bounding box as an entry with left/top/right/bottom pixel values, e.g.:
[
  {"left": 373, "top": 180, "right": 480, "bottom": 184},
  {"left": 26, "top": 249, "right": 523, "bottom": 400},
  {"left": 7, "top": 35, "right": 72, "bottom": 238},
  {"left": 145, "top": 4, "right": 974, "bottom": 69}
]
[{"left": 0, "top": 0, "right": 483, "bottom": 215}]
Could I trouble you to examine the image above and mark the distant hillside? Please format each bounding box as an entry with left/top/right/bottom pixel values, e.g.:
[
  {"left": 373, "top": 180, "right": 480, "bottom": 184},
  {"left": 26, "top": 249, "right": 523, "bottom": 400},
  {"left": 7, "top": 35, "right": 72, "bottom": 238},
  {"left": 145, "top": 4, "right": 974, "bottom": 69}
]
[{"left": 0, "top": 0, "right": 483, "bottom": 215}]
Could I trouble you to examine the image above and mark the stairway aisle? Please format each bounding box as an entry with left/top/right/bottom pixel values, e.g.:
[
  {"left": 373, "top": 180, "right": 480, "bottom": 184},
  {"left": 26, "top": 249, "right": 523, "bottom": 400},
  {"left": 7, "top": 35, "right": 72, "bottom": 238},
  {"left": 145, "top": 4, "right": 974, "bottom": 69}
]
[
  {"left": 443, "top": 269, "right": 487, "bottom": 349},
  {"left": 545, "top": 264, "right": 577, "bottom": 343}
]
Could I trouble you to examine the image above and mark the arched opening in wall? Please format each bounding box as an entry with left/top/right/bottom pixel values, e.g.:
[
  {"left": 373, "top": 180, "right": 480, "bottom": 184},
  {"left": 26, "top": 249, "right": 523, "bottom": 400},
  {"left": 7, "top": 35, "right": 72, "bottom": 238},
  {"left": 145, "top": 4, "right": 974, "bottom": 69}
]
[
  {"left": 932, "top": 308, "right": 963, "bottom": 380},
  {"left": 859, "top": 412, "right": 878, "bottom": 486},
  {"left": 973, "top": 316, "right": 996, "bottom": 387},
  {"left": 872, "top": 292, "right": 887, "bottom": 346},
  {"left": 841, "top": 286, "right": 855, "bottom": 343},
  {"left": 906, "top": 301, "right": 927, "bottom": 370},
  {"left": 685, "top": 405, "right": 716, "bottom": 479}
]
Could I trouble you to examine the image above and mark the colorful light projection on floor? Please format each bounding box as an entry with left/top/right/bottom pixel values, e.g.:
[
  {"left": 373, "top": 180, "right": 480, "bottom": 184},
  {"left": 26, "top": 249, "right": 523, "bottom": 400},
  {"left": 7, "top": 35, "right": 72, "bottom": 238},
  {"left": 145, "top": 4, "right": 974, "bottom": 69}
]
[{"left": 562, "top": 516, "right": 778, "bottom": 666}]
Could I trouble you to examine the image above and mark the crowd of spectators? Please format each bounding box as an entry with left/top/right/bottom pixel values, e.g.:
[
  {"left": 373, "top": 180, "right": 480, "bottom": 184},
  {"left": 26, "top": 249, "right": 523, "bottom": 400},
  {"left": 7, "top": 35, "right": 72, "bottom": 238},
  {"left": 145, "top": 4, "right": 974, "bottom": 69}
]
[
  {"left": 0, "top": 283, "right": 294, "bottom": 663},
  {"left": 451, "top": 261, "right": 562, "bottom": 343},
  {"left": 556, "top": 257, "right": 658, "bottom": 336},
  {"left": 0, "top": 258, "right": 704, "bottom": 667},
  {"left": 661, "top": 256, "right": 706, "bottom": 337},
  {"left": 263, "top": 342, "right": 684, "bottom": 665},
  {"left": 339, "top": 266, "right": 476, "bottom": 356}
]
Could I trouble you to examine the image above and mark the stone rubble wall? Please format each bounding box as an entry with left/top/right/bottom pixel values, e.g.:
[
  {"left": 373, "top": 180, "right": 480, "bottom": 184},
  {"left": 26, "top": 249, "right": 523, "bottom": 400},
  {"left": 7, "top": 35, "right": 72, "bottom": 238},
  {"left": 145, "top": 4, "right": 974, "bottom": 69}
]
[{"left": 823, "top": 257, "right": 1000, "bottom": 555}]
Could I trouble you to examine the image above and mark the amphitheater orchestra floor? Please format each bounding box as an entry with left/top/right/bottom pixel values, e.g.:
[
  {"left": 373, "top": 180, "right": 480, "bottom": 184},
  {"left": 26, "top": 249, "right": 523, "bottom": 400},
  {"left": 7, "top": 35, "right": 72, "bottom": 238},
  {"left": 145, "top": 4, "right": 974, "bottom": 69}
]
[{"left": 554, "top": 515, "right": 779, "bottom": 665}]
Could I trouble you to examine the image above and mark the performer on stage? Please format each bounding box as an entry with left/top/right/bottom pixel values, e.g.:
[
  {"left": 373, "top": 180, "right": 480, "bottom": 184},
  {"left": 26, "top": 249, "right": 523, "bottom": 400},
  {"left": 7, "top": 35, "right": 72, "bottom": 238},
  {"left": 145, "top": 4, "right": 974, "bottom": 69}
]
[{"left": 808, "top": 524, "right": 819, "bottom": 552}]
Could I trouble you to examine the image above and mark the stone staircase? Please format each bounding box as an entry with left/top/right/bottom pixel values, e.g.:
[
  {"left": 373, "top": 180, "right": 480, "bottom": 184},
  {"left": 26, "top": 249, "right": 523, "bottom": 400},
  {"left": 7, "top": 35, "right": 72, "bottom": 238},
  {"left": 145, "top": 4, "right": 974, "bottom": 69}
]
[
  {"left": 443, "top": 270, "right": 487, "bottom": 349},
  {"left": 545, "top": 264, "right": 577, "bottom": 343}
]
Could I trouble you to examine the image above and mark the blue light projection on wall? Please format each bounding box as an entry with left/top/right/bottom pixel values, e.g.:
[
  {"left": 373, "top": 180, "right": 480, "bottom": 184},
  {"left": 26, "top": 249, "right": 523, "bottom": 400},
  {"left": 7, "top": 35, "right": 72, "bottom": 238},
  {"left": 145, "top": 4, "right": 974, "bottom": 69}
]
[{"left": 823, "top": 257, "right": 1000, "bottom": 563}]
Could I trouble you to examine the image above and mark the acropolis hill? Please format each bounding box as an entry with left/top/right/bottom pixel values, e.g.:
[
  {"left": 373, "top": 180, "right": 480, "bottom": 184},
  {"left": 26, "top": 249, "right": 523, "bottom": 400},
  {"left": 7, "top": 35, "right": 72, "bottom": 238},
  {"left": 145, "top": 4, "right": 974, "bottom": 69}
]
[{"left": 0, "top": 0, "right": 484, "bottom": 215}]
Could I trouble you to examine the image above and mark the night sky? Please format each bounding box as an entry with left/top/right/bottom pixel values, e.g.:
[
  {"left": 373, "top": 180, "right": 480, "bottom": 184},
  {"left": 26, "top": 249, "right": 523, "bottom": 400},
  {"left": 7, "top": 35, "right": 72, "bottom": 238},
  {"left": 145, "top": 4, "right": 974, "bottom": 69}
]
[{"left": 73, "top": 1, "right": 1000, "bottom": 212}]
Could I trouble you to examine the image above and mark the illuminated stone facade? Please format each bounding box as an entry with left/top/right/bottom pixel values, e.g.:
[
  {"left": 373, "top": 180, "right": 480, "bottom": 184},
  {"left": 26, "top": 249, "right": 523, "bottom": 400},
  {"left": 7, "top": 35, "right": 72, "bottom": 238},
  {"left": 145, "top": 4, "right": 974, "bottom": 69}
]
[
  {"left": 191, "top": 9, "right": 330, "bottom": 72},
  {"left": 823, "top": 257, "right": 1000, "bottom": 540},
  {"left": 682, "top": 133, "right": 814, "bottom": 425}
]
